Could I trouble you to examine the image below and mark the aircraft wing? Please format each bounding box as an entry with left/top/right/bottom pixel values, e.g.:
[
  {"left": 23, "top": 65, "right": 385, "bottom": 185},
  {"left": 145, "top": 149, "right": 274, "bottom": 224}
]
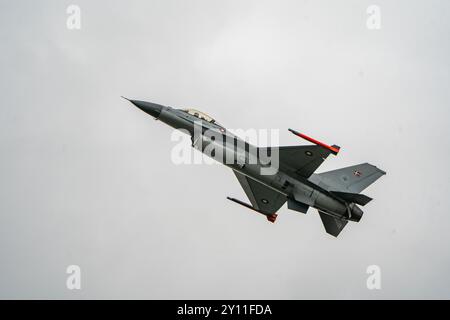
[
  {"left": 233, "top": 170, "right": 286, "bottom": 214},
  {"left": 260, "top": 145, "right": 334, "bottom": 178}
]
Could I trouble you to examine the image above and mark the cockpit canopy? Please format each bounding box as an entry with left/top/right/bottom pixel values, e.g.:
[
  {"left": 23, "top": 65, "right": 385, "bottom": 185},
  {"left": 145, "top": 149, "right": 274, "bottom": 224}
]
[{"left": 182, "top": 108, "right": 220, "bottom": 125}]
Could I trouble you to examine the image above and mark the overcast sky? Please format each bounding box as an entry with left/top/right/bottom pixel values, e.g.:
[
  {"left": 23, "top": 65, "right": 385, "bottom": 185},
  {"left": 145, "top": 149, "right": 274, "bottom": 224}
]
[{"left": 1, "top": 0, "right": 449, "bottom": 299}]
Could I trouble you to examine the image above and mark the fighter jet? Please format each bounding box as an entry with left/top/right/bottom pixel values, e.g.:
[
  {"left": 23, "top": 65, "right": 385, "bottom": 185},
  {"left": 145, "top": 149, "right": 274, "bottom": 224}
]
[{"left": 124, "top": 98, "right": 386, "bottom": 237}]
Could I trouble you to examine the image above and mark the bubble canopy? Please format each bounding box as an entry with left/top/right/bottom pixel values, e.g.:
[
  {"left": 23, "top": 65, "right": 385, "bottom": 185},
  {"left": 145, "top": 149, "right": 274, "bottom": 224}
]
[{"left": 182, "top": 108, "right": 220, "bottom": 125}]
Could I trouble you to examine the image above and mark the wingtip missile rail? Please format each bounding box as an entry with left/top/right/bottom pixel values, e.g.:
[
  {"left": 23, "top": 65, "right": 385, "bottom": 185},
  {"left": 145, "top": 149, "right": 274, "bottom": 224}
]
[{"left": 288, "top": 128, "right": 340, "bottom": 155}]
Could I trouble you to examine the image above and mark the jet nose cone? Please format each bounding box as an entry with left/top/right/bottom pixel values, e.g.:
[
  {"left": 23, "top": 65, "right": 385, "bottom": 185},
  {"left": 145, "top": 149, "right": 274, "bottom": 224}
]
[{"left": 124, "top": 97, "right": 164, "bottom": 118}]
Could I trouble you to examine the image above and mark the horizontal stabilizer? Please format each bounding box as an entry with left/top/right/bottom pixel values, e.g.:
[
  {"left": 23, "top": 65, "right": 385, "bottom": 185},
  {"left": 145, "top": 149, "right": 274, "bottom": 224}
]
[
  {"left": 330, "top": 191, "right": 372, "bottom": 206},
  {"left": 318, "top": 211, "right": 348, "bottom": 237}
]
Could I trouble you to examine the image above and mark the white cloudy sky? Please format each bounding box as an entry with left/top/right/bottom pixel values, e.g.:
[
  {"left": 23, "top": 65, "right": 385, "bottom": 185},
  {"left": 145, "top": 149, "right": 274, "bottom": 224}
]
[{"left": 0, "top": 0, "right": 449, "bottom": 299}]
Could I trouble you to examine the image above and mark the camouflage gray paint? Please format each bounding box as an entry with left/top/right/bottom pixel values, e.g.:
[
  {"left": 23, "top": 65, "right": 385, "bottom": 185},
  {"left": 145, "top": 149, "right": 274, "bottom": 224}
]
[{"left": 125, "top": 98, "right": 385, "bottom": 237}]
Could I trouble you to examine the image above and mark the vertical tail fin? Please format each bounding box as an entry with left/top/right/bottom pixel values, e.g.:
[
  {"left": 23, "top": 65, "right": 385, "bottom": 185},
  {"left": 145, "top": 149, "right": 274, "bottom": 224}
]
[{"left": 311, "top": 163, "right": 386, "bottom": 194}]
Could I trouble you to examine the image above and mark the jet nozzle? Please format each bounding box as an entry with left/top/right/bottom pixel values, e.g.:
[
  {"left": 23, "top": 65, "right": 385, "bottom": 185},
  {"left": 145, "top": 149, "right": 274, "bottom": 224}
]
[{"left": 348, "top": 203, "right": 363, "bottom": 222}]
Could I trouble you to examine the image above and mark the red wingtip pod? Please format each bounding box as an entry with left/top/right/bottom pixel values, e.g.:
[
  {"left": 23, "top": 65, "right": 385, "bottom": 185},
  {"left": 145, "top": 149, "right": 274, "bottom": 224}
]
[
  {"left": 266, "top": 214, "right": 278, "bottom": 223},
  {"left": 288, "top": 128, "right": 340, "bottom": 155}
]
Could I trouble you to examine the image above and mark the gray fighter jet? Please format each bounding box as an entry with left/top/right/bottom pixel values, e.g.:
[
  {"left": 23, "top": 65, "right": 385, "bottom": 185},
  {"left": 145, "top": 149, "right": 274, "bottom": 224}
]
[{"left": 125, "top": 98, "right": 386, "bottom": 237}]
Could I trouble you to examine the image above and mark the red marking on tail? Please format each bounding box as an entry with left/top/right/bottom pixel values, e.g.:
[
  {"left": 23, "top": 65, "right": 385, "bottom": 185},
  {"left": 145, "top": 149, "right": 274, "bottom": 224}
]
[{"left": 267, "top": 214, "right": 278, "bottom": 223}]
